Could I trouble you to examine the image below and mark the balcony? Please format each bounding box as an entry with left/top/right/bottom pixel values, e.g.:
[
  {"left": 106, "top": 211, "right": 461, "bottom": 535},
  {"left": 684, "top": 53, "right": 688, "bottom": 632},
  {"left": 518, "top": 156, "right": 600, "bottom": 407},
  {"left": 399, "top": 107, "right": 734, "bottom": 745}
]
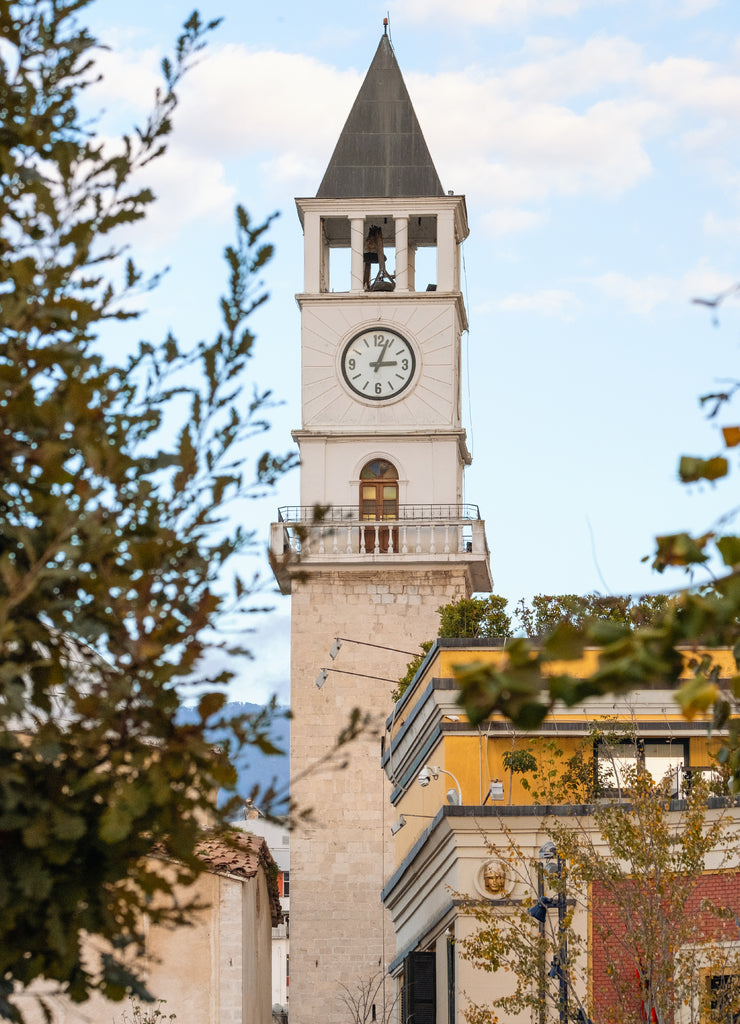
[{"left": 270, "top": 504, "right": 492, "bottom": 594}]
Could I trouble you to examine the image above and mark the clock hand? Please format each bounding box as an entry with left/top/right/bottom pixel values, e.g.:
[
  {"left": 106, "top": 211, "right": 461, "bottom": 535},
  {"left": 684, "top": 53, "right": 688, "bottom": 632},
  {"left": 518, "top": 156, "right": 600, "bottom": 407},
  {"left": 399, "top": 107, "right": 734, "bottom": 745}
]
[
  {"left": 369, "top": 339, "right": 391, "bottom": 371},
  {"left": 374, "top": 360, "right": 398, "bottom": 368}
]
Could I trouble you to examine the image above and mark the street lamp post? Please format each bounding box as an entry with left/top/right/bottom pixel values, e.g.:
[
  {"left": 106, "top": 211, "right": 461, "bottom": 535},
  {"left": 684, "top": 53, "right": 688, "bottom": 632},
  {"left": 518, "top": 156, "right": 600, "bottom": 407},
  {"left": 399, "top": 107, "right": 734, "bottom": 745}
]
[{"left": 529, "top": 843, "right": 568, "bottom": 1024}]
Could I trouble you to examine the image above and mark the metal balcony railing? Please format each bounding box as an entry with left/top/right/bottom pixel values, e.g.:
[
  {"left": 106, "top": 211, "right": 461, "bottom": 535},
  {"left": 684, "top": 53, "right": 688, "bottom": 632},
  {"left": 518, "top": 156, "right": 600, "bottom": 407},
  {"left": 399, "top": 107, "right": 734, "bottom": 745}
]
[
  {"left": 270, "top": 504, "right": 488, "bottom": 561},
  {"left": 277, "top": 503, "right": 481, "bottom": 523}
]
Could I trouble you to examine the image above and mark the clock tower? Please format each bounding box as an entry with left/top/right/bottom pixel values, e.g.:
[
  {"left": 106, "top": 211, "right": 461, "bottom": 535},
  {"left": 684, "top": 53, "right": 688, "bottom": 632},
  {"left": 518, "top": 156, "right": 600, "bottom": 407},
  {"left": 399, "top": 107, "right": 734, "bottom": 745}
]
[{"left": 270, "top": 29, "right": 492, "bottom": 1024}]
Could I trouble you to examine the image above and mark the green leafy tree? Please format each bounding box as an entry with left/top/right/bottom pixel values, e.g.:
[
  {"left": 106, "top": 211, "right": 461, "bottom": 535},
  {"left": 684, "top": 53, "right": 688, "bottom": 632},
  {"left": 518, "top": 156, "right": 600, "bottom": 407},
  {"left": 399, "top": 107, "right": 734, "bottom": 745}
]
[
  {"left": 439, "top": 596, "right": 513, "bottom": 639},
  {"left": 459, "top": 770, "right": 740, "bottom": 1024},
  {"left": 391, "top": 639, "right": 433, "bottom": 703},
  {"left": 515, "top": 593, "right": 671, "bottom": 639},
  {"left": 0, "top": 2, "right": 294, "bottom": 1017},
  {"left": 393, "top": 596, "right": 513, "bottom": 702},
  {"left": 501, "top": 748, "right": 537, "bottom": 804}
]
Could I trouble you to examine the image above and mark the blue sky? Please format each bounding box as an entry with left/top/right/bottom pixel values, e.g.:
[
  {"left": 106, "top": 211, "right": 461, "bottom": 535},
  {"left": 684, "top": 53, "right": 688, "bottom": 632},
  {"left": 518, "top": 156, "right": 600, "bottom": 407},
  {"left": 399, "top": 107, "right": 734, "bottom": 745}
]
[{"left": 82, "top": 0, "right": 740, "bottom": 704}]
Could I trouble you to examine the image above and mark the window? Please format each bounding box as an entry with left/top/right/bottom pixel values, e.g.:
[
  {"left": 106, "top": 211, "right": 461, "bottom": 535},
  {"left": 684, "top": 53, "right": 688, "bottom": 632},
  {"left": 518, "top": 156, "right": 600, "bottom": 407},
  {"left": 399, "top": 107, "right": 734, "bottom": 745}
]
[
  {"left": 360, "top": 460, "right": 399, "bottom": 520},
  {"left": 359, "top": 460, "right": 399, "bottom": 553},
  {"left": 403, "top": 952, "right": 436, "bottom": 1024},
  {"left": 596, "top": 739, "right": 687, "bottom": 796},
  {"left": 447, "top": 937, "right": 456, "bottom": 1024},
  {"left": 282, "top": 870, "right": 289, "bottom": 897},
  {"left": 705, "top": 973, "right": 740, "bottom": 1023}
]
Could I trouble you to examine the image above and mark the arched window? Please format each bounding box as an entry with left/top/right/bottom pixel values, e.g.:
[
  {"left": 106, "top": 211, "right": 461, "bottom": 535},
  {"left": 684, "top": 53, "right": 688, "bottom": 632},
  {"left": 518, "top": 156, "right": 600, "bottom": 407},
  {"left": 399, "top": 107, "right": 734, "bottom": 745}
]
[
  {"left": 359, "top": 459, "right": 399, "bottom": 553},
  {"left": 359, "top": 459, "right": 399, "bottom": 521}
]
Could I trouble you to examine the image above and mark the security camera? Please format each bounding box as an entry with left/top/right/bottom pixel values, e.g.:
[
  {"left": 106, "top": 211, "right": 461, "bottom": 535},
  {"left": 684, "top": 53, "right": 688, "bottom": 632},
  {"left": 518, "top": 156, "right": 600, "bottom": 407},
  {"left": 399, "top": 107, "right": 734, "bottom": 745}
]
[
  {"left": 417, "top": 766, "right": 433, "bottom": 787},
  {"left": 390, "top": 815, "right": 406, "bottom": 835}
]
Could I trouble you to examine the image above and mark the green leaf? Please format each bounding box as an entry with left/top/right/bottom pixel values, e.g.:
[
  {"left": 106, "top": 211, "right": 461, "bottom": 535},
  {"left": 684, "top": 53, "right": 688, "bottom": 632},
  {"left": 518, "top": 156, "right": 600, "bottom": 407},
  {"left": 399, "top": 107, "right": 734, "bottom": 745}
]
[
  {"left": 198, "top": 691, "right": 227, "bottom": 722},
  {"left": 717, "top": 535, "right": 740, "bottom": 568},
  {"left": 678, "top": 454, "right": 728, "bottom": 483},
  {"left": 652, "top": 532, "right": 711, "bottom": 572},
  {"left": 542, "top": 621, "right": 584, "bottom": 661},
  {"left": 99, "top": 803, "right": 133, "bottom": 845},
  {"left": 50, "top": 808, "right": 87, "bottom": 842},
  {"left": 22, "top": 817, "right": 49, "bottom": 849}
]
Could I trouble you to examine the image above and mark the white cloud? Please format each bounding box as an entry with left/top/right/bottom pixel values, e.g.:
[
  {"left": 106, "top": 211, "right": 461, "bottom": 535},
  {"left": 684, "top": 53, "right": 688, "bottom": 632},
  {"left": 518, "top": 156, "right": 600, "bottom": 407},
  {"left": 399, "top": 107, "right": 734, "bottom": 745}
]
[
  {"left": 177, "top": 46, "right": 360, "bottom": 161},
  {"left": 644, "top": 57, "right": 740, "bottom": 118},
  {"left": 590, "top": 271, "right": 675, "bottom": 314},
  {"left": 504, "top": 35, "right": 644, "bottom": 101},
  {"left": 676, "top": 0, "right": 720, "bottom": 15},
  {"left": 703, "top": 213, "right": 740, "bottom": 239},
  {"left": 133, "top": 144, "right": 236, "bottom": 245},
  {"left": 589, "top": 266, "right": 737, "bottom": 314},
  {"left": 497, "top": 288, "right": 582, "bottom": 319},
  {"left": 86, "top": 42, "right": 161, "bottom": 119},
  {"left": 393, "top": 0, "right": 615, "bottom": 27},
  {"left": 483, "top": 207, "right": 547, "bottom": 235}
]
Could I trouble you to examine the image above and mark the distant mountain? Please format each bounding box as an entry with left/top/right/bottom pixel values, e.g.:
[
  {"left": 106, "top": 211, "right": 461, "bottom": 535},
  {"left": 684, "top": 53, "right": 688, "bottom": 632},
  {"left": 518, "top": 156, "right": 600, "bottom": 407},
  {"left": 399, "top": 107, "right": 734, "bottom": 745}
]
[{"left": 177, "top": 701, "right": 290, "bottom": 811}]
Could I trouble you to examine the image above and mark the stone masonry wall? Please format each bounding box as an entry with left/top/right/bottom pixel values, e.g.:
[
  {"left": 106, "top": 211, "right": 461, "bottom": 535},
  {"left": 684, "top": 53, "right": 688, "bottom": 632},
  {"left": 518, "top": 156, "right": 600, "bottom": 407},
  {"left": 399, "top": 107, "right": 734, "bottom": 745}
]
[{"left": 289, "top": 566, "right": 470, "bottom": 1024}]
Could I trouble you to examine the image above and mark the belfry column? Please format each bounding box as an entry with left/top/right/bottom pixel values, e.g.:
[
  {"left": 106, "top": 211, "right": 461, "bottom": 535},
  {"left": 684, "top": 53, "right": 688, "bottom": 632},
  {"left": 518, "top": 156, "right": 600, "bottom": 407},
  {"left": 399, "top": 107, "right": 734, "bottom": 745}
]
[
  {"left": 395, "top": 215, "right": 409, "bottom": 291},
  {"left": 351, "top": 217, "right": 364, "bottom": 292}
]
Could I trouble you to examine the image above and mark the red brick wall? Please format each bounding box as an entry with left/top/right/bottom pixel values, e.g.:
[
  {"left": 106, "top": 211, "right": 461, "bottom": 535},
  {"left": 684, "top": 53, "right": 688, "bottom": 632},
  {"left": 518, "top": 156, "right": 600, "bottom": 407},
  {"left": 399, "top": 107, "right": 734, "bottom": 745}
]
[{"left": 590, "top": 872, "right": 740, "bottom": 1023}]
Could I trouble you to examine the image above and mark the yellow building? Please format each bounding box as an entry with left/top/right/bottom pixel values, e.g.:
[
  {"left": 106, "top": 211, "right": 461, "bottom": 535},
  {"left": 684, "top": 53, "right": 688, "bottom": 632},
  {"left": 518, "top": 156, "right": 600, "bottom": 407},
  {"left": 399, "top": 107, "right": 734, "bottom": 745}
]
[{"left": 381, "top": 639, "right": 740, "bottom": 1024}]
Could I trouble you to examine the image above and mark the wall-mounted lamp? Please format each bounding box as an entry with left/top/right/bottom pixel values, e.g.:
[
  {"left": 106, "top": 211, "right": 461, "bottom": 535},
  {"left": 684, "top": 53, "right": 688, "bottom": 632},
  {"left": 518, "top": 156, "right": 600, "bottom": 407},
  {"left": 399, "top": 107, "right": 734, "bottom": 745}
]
[
  {"left": 416, "top": 764, "right": 463, "bottom": 805},
  {"left": 487, "top": 779, "right": 505, "bottom": 802},
  {"left": 390, "top": 815, "right": 406, "bottom": 835},
  {"left": 329, "top": 639, "right": 342, "bottom": 660},
  {"left": 527, "top": 895, "right": 556, "bottom": 923},
  {"left": 327, "top": 636, "right": 418, "bottom": 658},
  {"left": 315, "top": 666, "right": 397, "bottom": 690}
]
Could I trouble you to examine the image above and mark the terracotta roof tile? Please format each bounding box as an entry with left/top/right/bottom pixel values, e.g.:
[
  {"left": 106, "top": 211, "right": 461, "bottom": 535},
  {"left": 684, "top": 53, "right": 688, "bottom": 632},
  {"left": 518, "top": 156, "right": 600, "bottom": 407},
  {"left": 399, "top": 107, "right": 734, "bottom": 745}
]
[{"left": 197, "top": 832, "right": 283, "bottom": 927}]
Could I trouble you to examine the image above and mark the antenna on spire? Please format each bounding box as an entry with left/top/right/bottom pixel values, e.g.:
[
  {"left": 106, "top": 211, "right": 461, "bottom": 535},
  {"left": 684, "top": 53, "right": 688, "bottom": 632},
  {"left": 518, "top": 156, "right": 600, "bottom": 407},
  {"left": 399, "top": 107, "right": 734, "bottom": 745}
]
[{"left": 383, "top": 16, "right": 388, "bottom": 35}]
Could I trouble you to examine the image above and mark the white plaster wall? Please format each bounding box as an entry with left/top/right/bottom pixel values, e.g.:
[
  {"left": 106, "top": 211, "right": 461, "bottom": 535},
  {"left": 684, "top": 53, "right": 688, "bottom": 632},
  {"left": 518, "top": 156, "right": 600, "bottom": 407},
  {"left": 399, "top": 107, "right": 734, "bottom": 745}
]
[
  {"left": 297, "top": 434, "right": 465, "bottom": 508},
  {"left": 299, "top": 297, "right": 463, "bottom": 431},
  {"left": 241, "top": 873, "right": 273, "bottom": 1024},
  {"left": 12, "top": 870, "right": 274, "bottom": 1024}
]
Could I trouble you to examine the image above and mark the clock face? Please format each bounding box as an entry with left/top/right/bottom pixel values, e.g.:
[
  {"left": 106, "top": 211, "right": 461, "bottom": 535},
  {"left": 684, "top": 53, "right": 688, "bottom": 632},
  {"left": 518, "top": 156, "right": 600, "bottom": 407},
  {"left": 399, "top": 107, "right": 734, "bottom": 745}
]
[{"left": 340, "top": 328, "right": 416, "bottom": 401}]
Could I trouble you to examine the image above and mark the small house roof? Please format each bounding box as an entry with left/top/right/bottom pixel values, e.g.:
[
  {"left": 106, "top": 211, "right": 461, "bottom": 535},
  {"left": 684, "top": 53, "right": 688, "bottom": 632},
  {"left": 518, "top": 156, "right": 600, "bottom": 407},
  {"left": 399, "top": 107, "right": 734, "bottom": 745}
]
[{"left": 197, "top": 832, "right": 283, "bottom": 927}]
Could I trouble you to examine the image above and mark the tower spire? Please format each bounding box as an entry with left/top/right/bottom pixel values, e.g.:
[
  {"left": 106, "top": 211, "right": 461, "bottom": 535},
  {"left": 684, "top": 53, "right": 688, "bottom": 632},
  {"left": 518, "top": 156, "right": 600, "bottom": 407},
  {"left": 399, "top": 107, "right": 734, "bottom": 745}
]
[{"left": 316, "top": 34, "right": 444, "bottom": 199}]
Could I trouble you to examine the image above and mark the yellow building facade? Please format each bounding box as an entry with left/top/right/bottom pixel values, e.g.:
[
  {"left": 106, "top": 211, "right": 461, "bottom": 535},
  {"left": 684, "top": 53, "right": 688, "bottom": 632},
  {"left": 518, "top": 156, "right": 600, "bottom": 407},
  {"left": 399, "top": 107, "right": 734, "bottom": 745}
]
[{"left": 382, "top": 639, "right": 740, "bottom": 1024}]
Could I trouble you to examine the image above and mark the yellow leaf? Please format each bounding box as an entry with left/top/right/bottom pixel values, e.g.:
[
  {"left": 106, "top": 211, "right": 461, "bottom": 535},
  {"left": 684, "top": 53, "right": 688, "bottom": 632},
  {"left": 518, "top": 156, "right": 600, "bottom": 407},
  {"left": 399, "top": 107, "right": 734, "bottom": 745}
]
[{"left": 675, "top": 677, "right": 719, "bottom": 720}]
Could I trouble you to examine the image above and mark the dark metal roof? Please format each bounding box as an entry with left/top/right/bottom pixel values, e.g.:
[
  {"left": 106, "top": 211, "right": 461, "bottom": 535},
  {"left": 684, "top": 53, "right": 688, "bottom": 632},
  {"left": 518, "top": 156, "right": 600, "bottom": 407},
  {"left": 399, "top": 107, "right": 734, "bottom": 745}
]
[{"left": 316, "top": 33, "right": 444, "bottom": 199}]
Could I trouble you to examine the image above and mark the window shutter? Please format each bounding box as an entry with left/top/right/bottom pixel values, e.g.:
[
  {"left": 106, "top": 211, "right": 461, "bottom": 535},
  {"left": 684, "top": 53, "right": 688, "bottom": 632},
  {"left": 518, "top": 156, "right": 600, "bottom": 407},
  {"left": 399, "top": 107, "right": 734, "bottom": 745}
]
[{"left": 404, "top": 951, "right": 436, "bottom": 1024}]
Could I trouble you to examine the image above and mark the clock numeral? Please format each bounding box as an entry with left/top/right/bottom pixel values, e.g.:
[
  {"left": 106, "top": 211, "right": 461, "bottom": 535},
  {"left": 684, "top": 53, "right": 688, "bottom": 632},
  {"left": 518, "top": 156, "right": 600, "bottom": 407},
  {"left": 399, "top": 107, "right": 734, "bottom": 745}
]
[
  {"left": 401, "top": 358, "right": 408, "bottom": 370},
  {"left": 348, "top": 358, "right": 355, "bottom": 370},
  {"left": 375, "top": 382, "right": 382, "bottom": 395},
  {"left": 373, "top": 334, "right": 385, "bottom": 346}
]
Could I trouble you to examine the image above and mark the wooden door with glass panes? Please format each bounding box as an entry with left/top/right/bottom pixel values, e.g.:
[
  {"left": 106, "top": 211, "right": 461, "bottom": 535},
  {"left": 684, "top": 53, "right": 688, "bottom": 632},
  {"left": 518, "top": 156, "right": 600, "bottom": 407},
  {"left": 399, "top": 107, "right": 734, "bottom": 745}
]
[{"left": 359, "top": 459, "right": 398, "bottom": 553}]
